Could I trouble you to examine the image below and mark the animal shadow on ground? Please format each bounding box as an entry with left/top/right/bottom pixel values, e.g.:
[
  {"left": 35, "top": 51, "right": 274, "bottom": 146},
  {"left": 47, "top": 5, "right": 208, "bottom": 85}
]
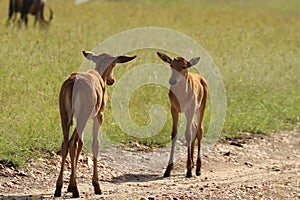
[{"left": 108, "top": 173, "right": 163, "bottom": 183}]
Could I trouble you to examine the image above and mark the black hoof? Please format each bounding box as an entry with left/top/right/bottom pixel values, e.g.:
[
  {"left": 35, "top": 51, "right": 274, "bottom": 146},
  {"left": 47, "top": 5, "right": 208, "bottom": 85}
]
[
  {"left": 163, "top": 170, "right": 171, "bottom": 178},
  {"left": 196, "top": 169, "right": 201, "bottom": 176},
  {"left": 94, "top": 185, "right": 102, "bottom": 195},
  {"left": 54, "top": 189, "right": 61, "bottom": 197},
  {"left": 163, "top": 164, "right": 173, "bottom": 178},
  {"left": 67, "top": 185, "right": 79, "bottom": 198},
  {"left": 186, "top": 170, "right": 192, "bottom": 178},
  {"left": 72, "top": 190, "right": 80, "bottom": 198},
  {"left": 67, "top": 184, "right": 73, "bottom": 193}
]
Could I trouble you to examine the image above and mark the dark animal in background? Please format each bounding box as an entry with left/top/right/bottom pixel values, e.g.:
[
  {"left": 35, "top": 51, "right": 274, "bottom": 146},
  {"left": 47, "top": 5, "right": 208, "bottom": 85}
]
[{"left": 7, "top": 0, "right": 53, "bottom": 27}]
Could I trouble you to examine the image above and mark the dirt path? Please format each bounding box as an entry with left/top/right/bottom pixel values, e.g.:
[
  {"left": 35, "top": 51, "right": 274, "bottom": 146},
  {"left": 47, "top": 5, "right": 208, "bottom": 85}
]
[{"left": 0, "top": 131, "right": 299, "bottom": 199}]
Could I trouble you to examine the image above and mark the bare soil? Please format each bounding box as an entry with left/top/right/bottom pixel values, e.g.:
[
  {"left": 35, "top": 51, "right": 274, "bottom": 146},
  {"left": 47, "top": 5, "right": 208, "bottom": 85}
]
[{"left": 0, "top": 131, "right": 299, "bottom": 200}]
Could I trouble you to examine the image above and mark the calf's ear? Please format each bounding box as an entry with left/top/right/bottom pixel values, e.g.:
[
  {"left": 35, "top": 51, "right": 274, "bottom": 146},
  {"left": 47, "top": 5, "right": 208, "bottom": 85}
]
[
  {"left": 188, "top": 57, "right": 200, "bottom": 67},
  {"left": 157, "top": 52, "right": 172, "bottom": 64},
  {"left": 82, "top": 50, "right": 95, "bottom": 62},
  {"left": 115, "top": 55, "right": 137, "bottom": 63}
]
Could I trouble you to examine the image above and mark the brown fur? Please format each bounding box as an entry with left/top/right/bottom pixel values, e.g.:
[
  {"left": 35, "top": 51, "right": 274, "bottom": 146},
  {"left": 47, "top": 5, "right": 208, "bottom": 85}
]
[
  {"left": 54, "top": 50, "right": 136, "bottom": 198},
  {"left": 157, "top": 52, "right": 208, "bottom": 178},
  {"left": 7, "top": 0, "right": 53, "bottom": 27}
]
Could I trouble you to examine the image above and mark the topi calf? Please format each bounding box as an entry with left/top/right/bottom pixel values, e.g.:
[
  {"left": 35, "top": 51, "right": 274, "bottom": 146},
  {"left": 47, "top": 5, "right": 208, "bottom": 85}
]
[
  {"left": 157, "top": 52, "right": 208, "bottom": 178},
  {"left": 54, "top": 50, "right": 136, "bottom": 198}
]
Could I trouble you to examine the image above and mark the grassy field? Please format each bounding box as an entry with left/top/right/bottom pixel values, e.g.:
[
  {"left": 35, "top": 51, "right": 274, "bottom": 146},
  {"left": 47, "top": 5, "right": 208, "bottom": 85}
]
[{"left": 0, "top": 0, "right": 299, "bottom": 167}]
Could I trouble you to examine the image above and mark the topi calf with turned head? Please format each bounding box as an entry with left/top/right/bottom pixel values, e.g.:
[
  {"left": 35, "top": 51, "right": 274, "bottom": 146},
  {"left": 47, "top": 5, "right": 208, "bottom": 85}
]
[
  {"left": 157, "top": 52, "right": 208, "bottom": 178},
  {"left": 54, "top": 50, "right": 136, "bottom": 198}
]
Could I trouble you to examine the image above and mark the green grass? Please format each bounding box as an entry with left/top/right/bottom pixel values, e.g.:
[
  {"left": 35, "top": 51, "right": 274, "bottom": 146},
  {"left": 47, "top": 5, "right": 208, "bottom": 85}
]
[{"left": 0, "top": 0, "right": 299, "bottom": 167}]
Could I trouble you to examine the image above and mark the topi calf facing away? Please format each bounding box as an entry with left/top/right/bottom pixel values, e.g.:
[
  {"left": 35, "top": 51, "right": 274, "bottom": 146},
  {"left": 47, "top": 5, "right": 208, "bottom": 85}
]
[
  {"left": 157, "top": 52, "right": 208, "bottom": 178},
  {"left": 54, "top": 50, "right": 136, "bottom": 198}
]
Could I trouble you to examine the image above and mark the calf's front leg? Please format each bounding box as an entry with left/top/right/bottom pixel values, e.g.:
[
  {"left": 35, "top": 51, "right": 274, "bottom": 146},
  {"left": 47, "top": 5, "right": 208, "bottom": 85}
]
[
  {"left": 185, "top": 111, "right": 194, "bottom": 178},
  {"left": 164, "top": 106, "right": 178, "bottom": 177}
]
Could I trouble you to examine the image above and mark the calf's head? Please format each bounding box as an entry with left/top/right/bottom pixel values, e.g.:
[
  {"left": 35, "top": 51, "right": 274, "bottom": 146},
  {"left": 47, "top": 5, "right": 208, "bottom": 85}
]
[
  {"left": 83, "top": 50, "right": 136, "bottom": 85},
  {"left": 157, "top": 52, "right": 200, "bottom": 85}
]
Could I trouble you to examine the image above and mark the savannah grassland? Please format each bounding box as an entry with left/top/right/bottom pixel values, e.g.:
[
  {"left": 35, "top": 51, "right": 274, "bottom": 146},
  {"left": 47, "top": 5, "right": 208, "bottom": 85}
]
[{"left": 0, "top": 0, "right": 299, "bottom": 167}]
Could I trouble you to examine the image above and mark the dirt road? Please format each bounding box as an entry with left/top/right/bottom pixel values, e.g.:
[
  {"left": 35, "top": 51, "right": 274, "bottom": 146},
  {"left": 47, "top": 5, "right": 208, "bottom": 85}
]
[{"left": 0, "top": 131, "right": 299, "bottom": 199}]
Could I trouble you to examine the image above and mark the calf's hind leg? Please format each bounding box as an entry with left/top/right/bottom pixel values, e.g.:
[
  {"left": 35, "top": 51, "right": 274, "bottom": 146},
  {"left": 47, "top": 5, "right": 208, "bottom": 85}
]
[
  {"left": 67, "top": 131, "right": 83, "bottom": 193},
  {"left": 68, "top": 113, "right": 89, "bottom": 198},
  {"left": 91, "top": 113, "right": 103, "bottom": 195},
  {"left": 54, "top": 119, "right": 71, "bottom": 197},
  {"left": 67, "top": 130, "right": 80, "bottom": 198}
]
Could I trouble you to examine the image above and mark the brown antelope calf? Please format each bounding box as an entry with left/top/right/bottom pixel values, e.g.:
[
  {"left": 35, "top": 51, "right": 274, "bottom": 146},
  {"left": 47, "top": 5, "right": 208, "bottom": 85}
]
[
  {"left": 157, "top": 52, "right": 208, "bottom": 178},
  {"left": 54, "top": 50, "right": 136, "bottom": 198}
]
